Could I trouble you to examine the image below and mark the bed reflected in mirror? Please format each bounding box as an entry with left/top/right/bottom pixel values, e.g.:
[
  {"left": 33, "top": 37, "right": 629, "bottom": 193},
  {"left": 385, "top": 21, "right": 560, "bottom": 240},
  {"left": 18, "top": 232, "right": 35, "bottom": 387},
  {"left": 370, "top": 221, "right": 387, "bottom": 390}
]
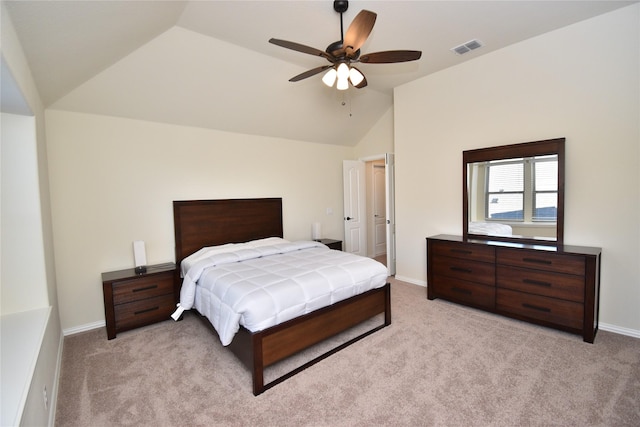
[{"left": 463, "top": 138, "right": 565, "bottom": 245}]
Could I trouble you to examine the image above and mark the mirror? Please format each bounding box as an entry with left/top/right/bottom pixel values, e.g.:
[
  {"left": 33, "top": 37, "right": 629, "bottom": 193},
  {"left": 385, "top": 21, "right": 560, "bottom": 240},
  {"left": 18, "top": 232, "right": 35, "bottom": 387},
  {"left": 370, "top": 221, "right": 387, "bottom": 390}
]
[{"left": 463, "top": 138, "right": 565, "bottom": 245}]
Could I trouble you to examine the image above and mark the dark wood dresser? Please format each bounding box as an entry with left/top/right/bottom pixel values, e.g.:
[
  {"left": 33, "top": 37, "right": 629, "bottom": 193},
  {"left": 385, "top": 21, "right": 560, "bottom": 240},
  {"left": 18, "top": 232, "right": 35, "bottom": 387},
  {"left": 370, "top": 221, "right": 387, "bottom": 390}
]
[
  {"left": 102, "top": 263, "right": 176, "bottom": 339},
  {"left": 426, "top": 234, "right": 601, "bottom": 343}
]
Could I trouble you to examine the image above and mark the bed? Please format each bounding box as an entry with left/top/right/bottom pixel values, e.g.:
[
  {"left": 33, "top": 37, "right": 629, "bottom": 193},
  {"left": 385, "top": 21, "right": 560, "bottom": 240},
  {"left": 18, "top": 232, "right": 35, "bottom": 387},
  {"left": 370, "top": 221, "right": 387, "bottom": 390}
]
[
  {"left": 172, "top": 198, "right": 391, "bottom": 395},
  {"left": 468, "top": 221, "right": 513, "bottom": 237}
]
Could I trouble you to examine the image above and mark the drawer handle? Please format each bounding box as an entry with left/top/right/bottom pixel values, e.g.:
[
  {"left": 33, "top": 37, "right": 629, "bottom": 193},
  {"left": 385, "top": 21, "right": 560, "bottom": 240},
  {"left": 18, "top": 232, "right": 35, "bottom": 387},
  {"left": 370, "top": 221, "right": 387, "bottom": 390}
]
[
  {"left": 522, "top": 303, "right": 551, "bottom": 313},
  {"left": 450, "top": 266, "right": 472, "bottom": 274},
  {"left": 132, "top": 285, "right": 158, "bottom": 293},
  {"left": 134, "top": 306, "right": 159, "bottom": 315},
  {"left": 452, "top": 287, "right": 472, "bottom": 295},
  {"left": 451, "top": 249, "right": 472, "bottom": 255},
  {"left": 523, "top": 279, "right": 552, "bottom": 288},
  {"left": 522, "top": 257, "right": 552, "bottom": 265}
]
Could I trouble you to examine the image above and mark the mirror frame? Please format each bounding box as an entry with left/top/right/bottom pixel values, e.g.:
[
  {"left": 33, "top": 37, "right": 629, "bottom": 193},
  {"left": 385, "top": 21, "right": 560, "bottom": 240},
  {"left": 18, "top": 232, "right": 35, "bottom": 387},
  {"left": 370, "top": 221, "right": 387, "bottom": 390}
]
[{"left": 463, "top": 138, "right": 565, "bottom": 246}]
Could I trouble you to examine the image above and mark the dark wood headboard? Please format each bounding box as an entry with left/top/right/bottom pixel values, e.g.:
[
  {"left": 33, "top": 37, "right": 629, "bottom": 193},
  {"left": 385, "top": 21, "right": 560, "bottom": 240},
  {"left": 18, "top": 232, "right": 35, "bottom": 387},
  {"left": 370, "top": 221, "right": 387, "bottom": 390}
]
[{"left": 173, "top": 198, "right": 283, "bottom": 274}]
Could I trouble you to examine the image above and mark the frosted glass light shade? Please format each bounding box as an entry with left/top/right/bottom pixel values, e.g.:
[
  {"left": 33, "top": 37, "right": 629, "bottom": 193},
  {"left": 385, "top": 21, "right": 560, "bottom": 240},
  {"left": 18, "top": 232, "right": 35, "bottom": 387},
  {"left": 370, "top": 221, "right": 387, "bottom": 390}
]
[
  {"left": 322, "top": 68, "right": 337, "bottom": 87},
  {"left": 349, "top": 68, "right": 364, "bottom": 86},
  {"left": 336, "top": 77, "right": 349, "bottom": 90},
  {"left": 336, "top": 63, "right": 350, "bottom": 79}
]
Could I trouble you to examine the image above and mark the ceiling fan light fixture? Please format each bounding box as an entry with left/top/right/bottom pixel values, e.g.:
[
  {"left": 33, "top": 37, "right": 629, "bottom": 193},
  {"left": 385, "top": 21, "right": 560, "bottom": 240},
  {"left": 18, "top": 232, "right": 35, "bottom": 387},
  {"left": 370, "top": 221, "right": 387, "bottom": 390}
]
[
  {"left": 322, "top": 68, "right": 338, "bottom": 87},
  {"left": 336, "top": 63, "right": 350, "bottom": 80},
  {"left": 336, "top": 76, "right": 349, "bottom": 90},
  {"left": 348, "top": 67, "right": 364, "bottom": 86},
  {"left": 336, "top": 62, "right": 351, "bottom": 90}
]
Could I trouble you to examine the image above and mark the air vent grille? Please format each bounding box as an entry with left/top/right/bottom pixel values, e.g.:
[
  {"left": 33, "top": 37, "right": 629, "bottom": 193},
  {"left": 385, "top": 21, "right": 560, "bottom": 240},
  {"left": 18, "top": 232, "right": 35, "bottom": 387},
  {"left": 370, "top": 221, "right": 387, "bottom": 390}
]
[{"left": 451, "top": 39, "right": 483, "bottom": 55}]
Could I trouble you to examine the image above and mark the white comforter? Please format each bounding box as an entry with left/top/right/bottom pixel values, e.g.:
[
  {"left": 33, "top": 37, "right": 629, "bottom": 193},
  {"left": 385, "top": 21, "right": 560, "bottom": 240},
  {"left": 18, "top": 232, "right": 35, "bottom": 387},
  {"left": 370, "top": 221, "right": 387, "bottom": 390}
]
[
  {"left": 469, "top": 221, "right": 513, "bottom": 237},
  {"left": 175, "top": 239, "right": 388, "bottom": 346}
]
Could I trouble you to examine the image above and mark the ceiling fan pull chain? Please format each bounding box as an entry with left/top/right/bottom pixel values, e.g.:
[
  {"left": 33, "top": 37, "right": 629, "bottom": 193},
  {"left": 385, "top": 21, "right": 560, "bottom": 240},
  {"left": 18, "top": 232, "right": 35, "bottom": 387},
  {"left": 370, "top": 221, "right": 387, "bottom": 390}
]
[{"left": 340, "top": 92, "right": 353, "bottom": 117}]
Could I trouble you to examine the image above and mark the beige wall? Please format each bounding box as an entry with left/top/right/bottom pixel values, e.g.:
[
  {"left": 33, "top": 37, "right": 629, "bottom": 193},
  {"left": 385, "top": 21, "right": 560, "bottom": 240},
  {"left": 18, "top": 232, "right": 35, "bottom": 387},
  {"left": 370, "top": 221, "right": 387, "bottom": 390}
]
[
  {"left": 354, "top": 106, "right": 394, "bottom": 159},
  {"left": 45, "top": 110, "right": 355, "bottom": 331},
  {"left": 394, "top": 5, "right": 640, "bottom": 334}
]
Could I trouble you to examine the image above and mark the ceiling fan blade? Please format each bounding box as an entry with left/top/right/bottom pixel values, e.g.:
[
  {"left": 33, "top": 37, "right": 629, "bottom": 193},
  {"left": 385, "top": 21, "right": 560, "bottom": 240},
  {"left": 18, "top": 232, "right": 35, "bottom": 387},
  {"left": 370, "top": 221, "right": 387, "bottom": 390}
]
[
  {"left": 269, "top": 38, "right": 333, "bottom": 61},
  {"left": 359, "top": 50, "right": 422, "bottom": 64},
  {"left": 289, "top": 65, "right": 333, "bottom": 82},
  {"left": 342, "top": 10, "right": 377, "bottom": 57}
]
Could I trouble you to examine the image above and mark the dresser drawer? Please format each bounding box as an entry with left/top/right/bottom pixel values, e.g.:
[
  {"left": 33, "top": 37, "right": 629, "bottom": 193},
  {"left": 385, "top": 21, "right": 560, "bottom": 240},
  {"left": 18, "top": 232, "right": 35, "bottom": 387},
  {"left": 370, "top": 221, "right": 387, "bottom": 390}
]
[
  {"left": 432, "top": 255, "right": 495, "bottom": 286},
  {"left": 497, "top": 288, "right": 583, "bottom": 330},
  {"left": 114, "top": 294, "right": 175, "bottom": 330},
  {"left": 430, "top": 240, "right": 495, "bottom": 263},
  {"left": 430, "top": 277, "right": 495, "bottom": 310},
  {"left": 497, "top": 265, "right": 584, "bottom": 302},
  {"left": 497, "top": 247, "right": 585, "bottom": 275},
  {"left": 113, "top": 273, "right": 174, "bottom": 305}
]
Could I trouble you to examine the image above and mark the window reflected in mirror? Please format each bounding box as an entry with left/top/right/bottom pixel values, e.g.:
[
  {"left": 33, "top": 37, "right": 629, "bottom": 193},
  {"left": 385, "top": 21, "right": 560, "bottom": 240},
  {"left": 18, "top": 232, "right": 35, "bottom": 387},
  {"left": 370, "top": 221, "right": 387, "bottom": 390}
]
[
  {"left": 463, "top": 138, "right": 564, "bottom": 245},
  {"left": 468, "top": 155, "right": 558, "bottom": 239}
]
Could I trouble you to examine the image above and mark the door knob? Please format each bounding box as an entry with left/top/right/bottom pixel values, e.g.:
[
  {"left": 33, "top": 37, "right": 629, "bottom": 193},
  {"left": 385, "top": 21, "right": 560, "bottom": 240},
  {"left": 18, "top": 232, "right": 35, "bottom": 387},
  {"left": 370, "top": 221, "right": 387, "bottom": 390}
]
[{"left": 345, "top": 216, "right": 353, "bottom": 221}]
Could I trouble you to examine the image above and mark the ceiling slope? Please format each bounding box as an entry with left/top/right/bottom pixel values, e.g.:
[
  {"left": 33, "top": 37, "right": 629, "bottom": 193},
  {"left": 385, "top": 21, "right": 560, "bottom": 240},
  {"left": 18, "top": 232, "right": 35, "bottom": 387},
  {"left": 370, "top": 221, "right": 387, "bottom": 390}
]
[{"left": 4, "top": 1, "right": 635, "bottom": 146}]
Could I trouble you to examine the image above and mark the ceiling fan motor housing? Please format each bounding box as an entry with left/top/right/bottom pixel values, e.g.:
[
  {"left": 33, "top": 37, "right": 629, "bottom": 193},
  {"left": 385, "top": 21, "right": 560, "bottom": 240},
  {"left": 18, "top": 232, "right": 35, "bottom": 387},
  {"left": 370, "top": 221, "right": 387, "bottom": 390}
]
[{"left": 326, "top": 40, "right": 360, "bottom": 60}]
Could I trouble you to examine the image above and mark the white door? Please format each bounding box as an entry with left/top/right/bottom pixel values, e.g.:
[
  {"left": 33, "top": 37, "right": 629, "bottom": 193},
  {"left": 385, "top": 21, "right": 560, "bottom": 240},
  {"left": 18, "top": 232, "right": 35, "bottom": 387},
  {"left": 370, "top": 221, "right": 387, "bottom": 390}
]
[
  {"left": 343, "top": 160, "right": 366, "bottom": 255},
  {"left": 385, "top": 153, "right": 397, "bottom": 276},
  {"left": 373, "top": 164, "right": 387, "bottom": 256}
]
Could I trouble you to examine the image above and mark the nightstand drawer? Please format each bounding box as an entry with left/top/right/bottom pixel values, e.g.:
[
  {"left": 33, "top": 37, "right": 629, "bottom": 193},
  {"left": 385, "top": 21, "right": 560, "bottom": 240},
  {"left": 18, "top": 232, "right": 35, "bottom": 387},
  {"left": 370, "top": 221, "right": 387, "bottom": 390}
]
[
  {"left": 114, "top": 294, "right": 175, "bottom": 330},
  {"left": 102, "top": 263, "right": 176, "bottom": 339},
  {"left": 113, "top": 274, "right": 174, "bottom": 305}
]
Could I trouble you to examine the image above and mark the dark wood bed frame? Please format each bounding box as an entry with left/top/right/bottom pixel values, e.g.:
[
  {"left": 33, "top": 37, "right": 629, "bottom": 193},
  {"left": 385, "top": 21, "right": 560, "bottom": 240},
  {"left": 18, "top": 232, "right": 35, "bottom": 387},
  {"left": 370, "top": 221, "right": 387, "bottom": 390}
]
[{"left": 173, "top": 198, "right": 391, "bottom": 395}]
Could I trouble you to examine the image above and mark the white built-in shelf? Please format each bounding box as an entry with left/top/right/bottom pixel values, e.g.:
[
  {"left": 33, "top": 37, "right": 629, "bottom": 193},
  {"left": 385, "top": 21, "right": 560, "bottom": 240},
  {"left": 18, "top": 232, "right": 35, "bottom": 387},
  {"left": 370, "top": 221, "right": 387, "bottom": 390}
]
[{"left": 1, "top": 306, "right": 51, "bottom": 427}]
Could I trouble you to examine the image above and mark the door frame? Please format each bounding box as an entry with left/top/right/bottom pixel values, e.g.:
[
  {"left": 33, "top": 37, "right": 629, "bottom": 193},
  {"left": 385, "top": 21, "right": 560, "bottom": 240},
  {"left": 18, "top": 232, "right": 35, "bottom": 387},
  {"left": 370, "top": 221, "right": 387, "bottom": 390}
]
[{"left": 347, "top": 153, "right": 396, "bottom": 275}]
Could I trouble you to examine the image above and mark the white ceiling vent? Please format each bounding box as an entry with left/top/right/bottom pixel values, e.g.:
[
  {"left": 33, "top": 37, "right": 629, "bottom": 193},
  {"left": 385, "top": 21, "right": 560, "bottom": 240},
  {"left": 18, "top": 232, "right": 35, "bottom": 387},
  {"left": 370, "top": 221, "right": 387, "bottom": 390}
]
[{"left": 451, "top": 39, "right": 483, "bottom": 55}]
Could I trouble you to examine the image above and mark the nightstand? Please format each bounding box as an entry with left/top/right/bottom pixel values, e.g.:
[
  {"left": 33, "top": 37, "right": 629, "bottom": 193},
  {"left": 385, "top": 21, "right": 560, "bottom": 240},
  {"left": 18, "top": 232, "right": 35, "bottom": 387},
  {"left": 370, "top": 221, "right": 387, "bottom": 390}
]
[
  {"left": 102, "top": 262, "right": 176, "bottom": 339},
  {"left": 315, "top": 238, "right": 343, "bottom": 251}
]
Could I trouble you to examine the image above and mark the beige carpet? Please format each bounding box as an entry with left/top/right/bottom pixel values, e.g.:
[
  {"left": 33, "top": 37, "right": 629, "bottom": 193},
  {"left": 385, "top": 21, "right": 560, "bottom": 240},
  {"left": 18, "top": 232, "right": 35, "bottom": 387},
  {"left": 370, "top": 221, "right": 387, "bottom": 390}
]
[{"left": 55, "top": 279, "right": 640, "bottom": 426}]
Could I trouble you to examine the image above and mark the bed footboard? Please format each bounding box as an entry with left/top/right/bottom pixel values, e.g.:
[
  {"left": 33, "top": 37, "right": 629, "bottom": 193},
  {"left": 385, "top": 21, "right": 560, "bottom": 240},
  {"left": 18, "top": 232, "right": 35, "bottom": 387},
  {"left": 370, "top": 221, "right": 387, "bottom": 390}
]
[{"left": 228, "top": 282, "right": 392, "bottom": 395}]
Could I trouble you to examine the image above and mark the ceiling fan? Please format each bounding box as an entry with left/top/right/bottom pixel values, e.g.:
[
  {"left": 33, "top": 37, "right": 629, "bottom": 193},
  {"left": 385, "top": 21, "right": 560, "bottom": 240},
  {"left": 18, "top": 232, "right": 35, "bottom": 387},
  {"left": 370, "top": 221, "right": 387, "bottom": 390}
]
[{"left": 269, "top": 0, "right": 422, "bottom": 90}]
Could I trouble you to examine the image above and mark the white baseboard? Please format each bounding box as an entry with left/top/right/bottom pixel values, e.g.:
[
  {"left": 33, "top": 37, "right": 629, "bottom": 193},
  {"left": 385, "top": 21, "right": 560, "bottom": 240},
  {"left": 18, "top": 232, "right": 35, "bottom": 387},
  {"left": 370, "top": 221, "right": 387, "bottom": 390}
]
[
  {"left": 599, "top": 322, "right": 640, "bottom": 339},
  {"left": 63, "top": 320, "right": 104, "bottom": 336},
  {"left": 394, "top": 275, "right": 426, "bottom": 287}
]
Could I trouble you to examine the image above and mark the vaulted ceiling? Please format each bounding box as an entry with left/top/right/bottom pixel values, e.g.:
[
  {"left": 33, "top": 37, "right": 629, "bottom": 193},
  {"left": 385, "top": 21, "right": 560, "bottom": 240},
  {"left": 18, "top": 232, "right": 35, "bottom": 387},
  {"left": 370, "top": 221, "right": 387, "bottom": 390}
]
[{"left": 3, "top": 1, "right": 634, "bottom": 146}]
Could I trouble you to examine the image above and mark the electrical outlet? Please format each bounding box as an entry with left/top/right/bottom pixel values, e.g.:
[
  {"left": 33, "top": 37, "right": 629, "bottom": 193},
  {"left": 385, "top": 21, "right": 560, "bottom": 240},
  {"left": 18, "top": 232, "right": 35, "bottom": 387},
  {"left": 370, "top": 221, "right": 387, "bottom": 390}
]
[{"left": 43, "top": 385, "right": 48, "bottom": 409}]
